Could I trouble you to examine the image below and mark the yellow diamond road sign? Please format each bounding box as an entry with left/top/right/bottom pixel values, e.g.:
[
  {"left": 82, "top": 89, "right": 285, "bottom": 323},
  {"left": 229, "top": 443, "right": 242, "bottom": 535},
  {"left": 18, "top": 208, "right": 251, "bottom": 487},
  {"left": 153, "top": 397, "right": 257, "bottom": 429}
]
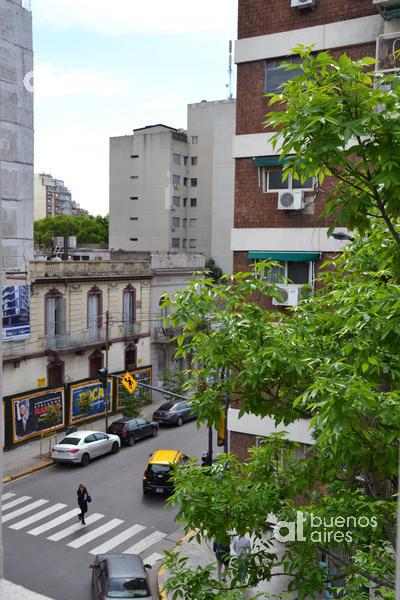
[{"left": 122, "top": 372, "right": 137, "bottom": 394}]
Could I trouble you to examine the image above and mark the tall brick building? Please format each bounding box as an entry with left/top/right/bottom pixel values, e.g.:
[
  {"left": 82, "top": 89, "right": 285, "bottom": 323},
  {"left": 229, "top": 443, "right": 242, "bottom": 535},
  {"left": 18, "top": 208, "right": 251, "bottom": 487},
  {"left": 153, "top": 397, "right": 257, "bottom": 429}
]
[{"left": 229, "top": 0, "right": 399, "bottom": 457}]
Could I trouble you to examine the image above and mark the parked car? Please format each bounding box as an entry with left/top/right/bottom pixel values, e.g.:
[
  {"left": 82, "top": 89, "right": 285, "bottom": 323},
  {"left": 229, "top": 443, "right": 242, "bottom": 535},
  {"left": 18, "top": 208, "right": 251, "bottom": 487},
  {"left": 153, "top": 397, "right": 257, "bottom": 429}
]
[
  {"left": 51, "top": 430, "right": 120, "bottom": 467},
  {"left": 143, "top": 449, "right": 188, "bottom": 495},
  {"left": 90, "top": 553, "right": 153, "bottom": 599},
  {"left": 107, "top": 418, "right": 158, "bottom": 446},
  {"left": 152, "top": 401, "right": 197, "bottom": 427}
]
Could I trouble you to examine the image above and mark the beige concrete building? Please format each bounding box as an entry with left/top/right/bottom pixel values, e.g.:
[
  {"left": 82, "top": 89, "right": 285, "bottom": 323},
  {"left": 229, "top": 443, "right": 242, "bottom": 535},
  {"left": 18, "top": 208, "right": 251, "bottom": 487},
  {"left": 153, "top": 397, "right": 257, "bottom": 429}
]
[
  {"left": 109, "top": 99, "right": 235, "bottom": 275},
  {"left": 2, "top": 259, "right": 152, "bottom": 397}
]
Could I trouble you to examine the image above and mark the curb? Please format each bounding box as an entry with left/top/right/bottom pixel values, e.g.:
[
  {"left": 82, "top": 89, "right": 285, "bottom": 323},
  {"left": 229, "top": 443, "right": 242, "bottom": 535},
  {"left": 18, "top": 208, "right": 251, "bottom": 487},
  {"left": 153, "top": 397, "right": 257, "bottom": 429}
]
[
  {"left": 2, "top": 460, "right": 54, "bottom": 484},
  {"left": 157, "top": 530, "right": 195, "bottom": 600}
]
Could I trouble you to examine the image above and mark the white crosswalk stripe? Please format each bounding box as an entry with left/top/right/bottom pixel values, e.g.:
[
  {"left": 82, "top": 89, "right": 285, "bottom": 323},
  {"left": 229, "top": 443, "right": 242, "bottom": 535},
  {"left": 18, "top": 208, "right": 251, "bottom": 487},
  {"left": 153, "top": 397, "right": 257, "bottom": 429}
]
[
  {"left": 2, "top": 499, "right": 48, "bottom": 523},
  {"left": 143, "top": 552, "right": 164, "bottom": 566},
  {"left": 89, "top": 523, "right": 145, "bottom": 555},
  {"left": 2, "top": 493, "right": 16, "bottom": 501},
  {"left": 68, "top": 518, "right": 123, "bottom": 549},
  {"left": 2, "top": 496, "right": 32, "bottom": 511},
  {"left": 28, "top": 509, "right": 79, "bottom": 536},
  {"left": 47, "top": 513, "right": 104, "bottom": 541},
  {"left": 10, "top": 503, "right": 66, "bottom": 530},
  {"left": 124, "top": 531, "right": 167, "bottom": 555}
]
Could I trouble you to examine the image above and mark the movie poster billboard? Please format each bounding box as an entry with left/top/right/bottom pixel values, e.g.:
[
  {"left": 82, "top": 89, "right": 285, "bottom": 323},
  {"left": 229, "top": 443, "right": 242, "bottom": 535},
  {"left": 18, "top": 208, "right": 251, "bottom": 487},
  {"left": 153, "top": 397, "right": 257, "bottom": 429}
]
[
  {"left": 2, "top": 284, "right": 30, "bottom": 340},
  {"left": 12, "top": 388, "right": 65, "bottom": 443},
  {"left": 117, "top": 367, "right": 152, "bottom": 410},
  {"left": 70, "top": 379, "right": 113, "bottom": 424}
]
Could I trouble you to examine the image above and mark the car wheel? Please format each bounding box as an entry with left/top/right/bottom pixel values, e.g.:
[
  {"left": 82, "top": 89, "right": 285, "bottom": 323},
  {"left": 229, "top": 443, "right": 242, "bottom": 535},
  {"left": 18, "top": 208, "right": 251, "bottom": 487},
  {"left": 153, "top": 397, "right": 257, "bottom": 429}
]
[
  {"left": 152, "top": 427, "right": 158, "bottom": 437},
  {"left": 111, "top": 441, "right": 119, "bottom": 454},
  {"left": 81, "top": 453, "right": 90, "bottom": 467},
  {"left": 128, "top": 435, "right": 135, "bottom": 446},
  {"left": 177, "top": 416, "right": 183, "bottom": 427}
]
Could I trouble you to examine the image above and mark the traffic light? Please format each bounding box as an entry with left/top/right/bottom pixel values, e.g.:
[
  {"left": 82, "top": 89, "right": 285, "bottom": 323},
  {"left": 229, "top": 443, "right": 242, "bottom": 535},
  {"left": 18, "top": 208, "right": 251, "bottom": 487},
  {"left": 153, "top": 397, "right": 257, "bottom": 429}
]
[{"left": 98, "top": 367, "right": 108, "bottom": 388}]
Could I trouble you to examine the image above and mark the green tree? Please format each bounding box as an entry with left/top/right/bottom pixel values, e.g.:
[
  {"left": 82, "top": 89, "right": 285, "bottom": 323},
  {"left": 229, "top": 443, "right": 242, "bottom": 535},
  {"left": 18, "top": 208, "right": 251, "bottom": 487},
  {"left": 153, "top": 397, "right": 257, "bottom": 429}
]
[
  {"left": 161, "top": 49, "right": 400, "bottom": 599},
  {"left": 34, "top": 214, "right": 109, "bottom": 248},
  {"left": 119, "top": 385, "right": 148, "bottom": 418},
  {"left": 78, "top": 391, "right": 93, "bottom": 416}
]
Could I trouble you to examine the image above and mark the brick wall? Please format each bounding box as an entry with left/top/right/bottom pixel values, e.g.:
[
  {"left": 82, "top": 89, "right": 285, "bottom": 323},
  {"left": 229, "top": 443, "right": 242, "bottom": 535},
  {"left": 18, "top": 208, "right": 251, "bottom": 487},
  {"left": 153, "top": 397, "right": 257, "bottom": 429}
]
[
  {"left": 238, "top": 0, "right": 377, "bottom": 40},
  {"left": 230, "top": 431, "right": 257, "bottom": 459}
]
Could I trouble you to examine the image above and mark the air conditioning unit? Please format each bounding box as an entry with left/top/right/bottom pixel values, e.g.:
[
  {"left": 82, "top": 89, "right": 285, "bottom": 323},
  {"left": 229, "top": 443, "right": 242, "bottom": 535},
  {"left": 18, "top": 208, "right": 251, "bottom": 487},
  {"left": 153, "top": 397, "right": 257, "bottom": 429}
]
[
  {"left": 272, "top": 285, "right": 301, "bottom": 307},
  {"left": 291, "top": 0, "right": 315, "bottom": 8},
  {"left": 373, "top": 0, "right": 400, "bottom": 7},
  {"left": 278, "top": 190, "right": 305, "bottom": 210}
]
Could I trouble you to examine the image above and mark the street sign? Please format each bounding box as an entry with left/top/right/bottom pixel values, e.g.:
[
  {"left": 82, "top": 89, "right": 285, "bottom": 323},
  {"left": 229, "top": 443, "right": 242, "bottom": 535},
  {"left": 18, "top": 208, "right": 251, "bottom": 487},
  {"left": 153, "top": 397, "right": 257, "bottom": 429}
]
[{"left": 121, "top": 372, "right": 137, "bottom": 394}]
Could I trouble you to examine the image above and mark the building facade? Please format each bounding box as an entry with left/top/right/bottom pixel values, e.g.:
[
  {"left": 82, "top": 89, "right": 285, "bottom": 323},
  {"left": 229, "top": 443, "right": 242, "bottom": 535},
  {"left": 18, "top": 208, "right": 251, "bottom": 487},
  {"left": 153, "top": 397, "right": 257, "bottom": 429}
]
[
  {"left": 34, "top": 173, "right": 86, "bottom": 220},
  {"left": 109, "top": 99, "right": 235, "bottom": 275},
  {"left": 229, "top": 0, "right": 398, "bottom": 456}
]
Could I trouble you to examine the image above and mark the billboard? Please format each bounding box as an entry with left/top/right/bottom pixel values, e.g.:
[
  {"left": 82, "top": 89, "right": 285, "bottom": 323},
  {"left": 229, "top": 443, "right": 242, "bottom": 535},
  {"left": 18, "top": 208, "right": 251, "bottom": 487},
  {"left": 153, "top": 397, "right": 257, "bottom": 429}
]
[
  {"left": 2, "top": 285, "right": 30, "bottom": 340},
  {"left": 70, "top": 380, "right": 113, "bottom": 424},
  {"left": 12, "top": 388, "right": 65, "bottom": 443}
]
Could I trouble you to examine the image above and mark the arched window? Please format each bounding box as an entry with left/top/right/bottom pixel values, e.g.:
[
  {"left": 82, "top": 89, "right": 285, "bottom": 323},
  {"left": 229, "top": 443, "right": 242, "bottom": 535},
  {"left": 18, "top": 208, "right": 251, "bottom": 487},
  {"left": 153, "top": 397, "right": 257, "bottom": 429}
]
[
  {"left": 124, "top": 344, "right": 137, "bottom": 372},
  {"left": 159, "top": 294, "right": 168, "bottom": 321},
  {"left": 45, "top": 288, "right": 66, "bottom": 337},
  {"left": 89, "top": 350, "right": 104, "bottom": 378},
  {"left": 47, "top": 359, "right": 64, "bottom": 387},
  {"left": 123, "top": 285, "right": 136, "bottom": 325},
  {"left": 87, "top": 286, "right": 102, "bottom": 339}
]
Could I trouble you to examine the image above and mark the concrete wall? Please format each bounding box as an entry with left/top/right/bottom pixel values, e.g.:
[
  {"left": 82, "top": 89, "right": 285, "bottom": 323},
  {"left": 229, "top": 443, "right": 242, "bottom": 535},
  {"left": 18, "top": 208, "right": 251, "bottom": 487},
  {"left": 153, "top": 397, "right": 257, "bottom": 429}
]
[{"left": 0, "top": 0, "right": 33, "bottom": 271}]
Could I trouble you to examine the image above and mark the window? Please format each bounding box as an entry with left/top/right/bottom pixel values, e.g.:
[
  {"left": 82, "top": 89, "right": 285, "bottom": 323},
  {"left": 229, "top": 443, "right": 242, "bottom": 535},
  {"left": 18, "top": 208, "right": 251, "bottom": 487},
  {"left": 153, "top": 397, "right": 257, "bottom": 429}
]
[
  {"left": 183, "top": 177, "right": 188, "bottom": 186},
  {"left": 172, "top": 217, "right": 180, "bottom": 227},
  {"left": 182, "top": 238, "right": 187, "bottom": 249},
  {"left": 45, "top": 289, "right": 66, "bottom": 337},
  {"left": 125, "top": 344, "right": 137, "bottom": 371},
  {"left": 183, "top": 218, "right": 187, "bottom": 228},
  {"left": 265, "top": 56, "right": 303, "bottom": 94},
  {"left": 130, "top": 217, "right": 138, "bottom": 221},
  {"left": 189, "top": 218, "right": 196, "bottom": 227},
  {"left": 173, "top": 153, "right": 181, "bottom": 165},
  {"left": 88, "top": 286, "right": 102, "bottom": 335},
  {"left": 173, "top": 174, "right": 180, "bottom": 186},
  {"left": 123, "top": 285, "right": 136, "bottom": 325},
  {"left": 264, "top": 261, "right": 310, "bottom": 285},
  {"left": 47, "top": 360, "right": 64, "bottom": 387},
  {"left": 190, "top": 178, "right": 197, "bottom": 187},
  {"left": 130, "top": 154, "right": 139, "bottom": 158},
  {"left": 130, "top": 175, "right": 138, "bottom": 179},
  {"left": 183, "top": 156, "right": 188, "bottom": 165},
  {"left": 191, "top": 136, "right": 198, "bottom": 144},
  {"left": 191, "top": 156, "right": 198, "bottom": 166},
  {"left": 130, "top": 237, "right": 138, "bottom": 241},
  {"left": 183, "top": 198, "right": 187, "bottom": 207},
  {"left": 130, "top": 196, "right": 138, "bottom": 200},
  {"left": 190, "top": 198, "right": 197, "bottom": 207},
  {"left": 264, "top": 168, "right": 314, "bottom": 192},
  {"left": 89, "top": 350, "right": 104, "bottom": 378},
  {"left": 189, "top": 239, "right": 196, "bottom": 248},
  {"left": 172, "top": 196, "right": 180, "bottom": 207},
  {"left": 172, "top": 238, "right": 180, "bottom": 249}
]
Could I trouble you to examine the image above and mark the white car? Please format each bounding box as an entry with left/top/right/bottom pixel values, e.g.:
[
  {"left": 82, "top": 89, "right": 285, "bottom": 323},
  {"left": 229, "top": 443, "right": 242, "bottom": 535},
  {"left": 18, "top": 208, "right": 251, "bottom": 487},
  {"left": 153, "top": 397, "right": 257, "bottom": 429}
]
[{"left": 51, "top": 430, "right": 120, "bottom": 467}]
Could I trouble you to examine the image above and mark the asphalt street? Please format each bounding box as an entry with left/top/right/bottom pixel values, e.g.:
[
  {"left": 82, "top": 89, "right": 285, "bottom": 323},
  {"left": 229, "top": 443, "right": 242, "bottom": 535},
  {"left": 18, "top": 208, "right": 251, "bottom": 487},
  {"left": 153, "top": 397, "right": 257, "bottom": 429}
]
[{"left": 3, "top": 419, "right": 212, "bottom": 600}]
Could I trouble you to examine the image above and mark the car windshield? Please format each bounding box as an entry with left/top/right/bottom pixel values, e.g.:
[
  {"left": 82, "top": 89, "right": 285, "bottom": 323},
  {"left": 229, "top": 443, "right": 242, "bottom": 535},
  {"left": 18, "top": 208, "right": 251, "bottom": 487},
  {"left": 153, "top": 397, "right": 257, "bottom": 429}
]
[
  {"left": 107, "top": 576, "right": 150, "bottom": 598},
  {"left": 148, "top": 464, "right": 172, "bottom": 475},
  {"left": 158, "top": 403, "right": 174, "bottom": 411},
  {"left": 58, "top": 437, "right": 80, "bottom": 445}
]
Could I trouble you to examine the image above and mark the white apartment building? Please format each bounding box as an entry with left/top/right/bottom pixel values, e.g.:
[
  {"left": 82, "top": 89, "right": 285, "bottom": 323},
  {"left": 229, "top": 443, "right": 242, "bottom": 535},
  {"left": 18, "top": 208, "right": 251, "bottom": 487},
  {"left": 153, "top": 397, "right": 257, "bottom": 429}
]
[
  {"left": 109, "top": 99, "right": 236, "bottom": 275},
  {"left": 34, "top": 173, "right": 86, "bottom": 220}
]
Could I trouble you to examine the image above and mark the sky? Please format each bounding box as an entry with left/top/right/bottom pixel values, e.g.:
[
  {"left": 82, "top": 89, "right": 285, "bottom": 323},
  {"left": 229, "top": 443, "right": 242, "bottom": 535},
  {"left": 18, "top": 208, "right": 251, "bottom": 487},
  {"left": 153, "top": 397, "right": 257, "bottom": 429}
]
[{"left": 32, "top": 0, "right": 238, "bottom": 216}]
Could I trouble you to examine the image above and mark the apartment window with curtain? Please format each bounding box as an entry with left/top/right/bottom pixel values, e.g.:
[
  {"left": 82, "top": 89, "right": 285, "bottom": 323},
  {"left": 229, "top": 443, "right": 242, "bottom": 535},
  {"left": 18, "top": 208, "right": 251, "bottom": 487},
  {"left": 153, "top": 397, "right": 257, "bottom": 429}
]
[
  {"left": 123, "top": 286, "right": 136, "bottom": 336},
  {"left": 45, "top": 289, "right": 66, "bottom": 338},
  {"left": 87, "top": 287, "right": 102, "bottom": 339}
]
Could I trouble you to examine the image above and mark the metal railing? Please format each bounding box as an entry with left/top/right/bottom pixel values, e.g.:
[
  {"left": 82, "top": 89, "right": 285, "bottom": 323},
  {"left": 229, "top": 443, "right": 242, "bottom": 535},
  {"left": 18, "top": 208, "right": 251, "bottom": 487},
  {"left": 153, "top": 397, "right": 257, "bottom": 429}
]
[
  {"left": 123, "top": 322, "right": 140, "bottom": 338},
  {"left": 46, "top": 327, "right": 106, "bottom": 350}
]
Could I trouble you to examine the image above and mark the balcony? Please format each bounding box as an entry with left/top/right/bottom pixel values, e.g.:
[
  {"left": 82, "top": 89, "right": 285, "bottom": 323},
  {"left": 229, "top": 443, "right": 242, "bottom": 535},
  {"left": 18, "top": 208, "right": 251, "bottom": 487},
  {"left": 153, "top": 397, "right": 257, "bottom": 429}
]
[
  {"left": 155, "top": 325, "right": 182, "bottom": 343},
  {"left": 122, "top": 322, "right": 140, "bottom": 338},
  {"left": 46, "top": 327, "right": 106, "bottom": 351}
]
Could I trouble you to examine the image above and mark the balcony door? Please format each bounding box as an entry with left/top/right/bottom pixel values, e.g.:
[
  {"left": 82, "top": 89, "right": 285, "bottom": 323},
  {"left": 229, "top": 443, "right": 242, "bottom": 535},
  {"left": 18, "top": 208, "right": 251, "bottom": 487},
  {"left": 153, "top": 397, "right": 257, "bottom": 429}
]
[
  {"left": 47, "top": 360, "right": 64, "bottom": 387},
  {"left": 88, "top": 287, "right": 102, "bottom": 341},
  {"left": 45, "top": 290, "right": 66, "bottom": 338},
  {"left": 89, "top": 350, "right": 104, "bottom": 378},
  {"left": 123, "top": 286, "right": 136, "bottom": 336}
]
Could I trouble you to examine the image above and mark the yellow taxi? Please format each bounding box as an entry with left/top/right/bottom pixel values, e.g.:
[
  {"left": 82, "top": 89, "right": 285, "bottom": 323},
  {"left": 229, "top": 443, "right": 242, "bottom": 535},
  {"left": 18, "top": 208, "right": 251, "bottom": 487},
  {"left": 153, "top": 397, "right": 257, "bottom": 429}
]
[{"left": 142, "top": 449, "right": 187, "bottom": 495}]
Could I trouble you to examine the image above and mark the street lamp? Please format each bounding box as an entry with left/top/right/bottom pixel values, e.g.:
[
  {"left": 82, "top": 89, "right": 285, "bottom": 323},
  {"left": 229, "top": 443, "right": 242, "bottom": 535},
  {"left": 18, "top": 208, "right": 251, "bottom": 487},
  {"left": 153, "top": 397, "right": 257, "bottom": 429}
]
[{"left": 331, "top": 231, "right": 355, "bottom": 242}]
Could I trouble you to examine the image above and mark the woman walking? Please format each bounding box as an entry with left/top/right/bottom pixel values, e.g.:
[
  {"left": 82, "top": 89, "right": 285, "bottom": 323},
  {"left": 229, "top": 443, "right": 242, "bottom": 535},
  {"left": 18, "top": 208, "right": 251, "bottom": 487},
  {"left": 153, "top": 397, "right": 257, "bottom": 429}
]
[{"left": 77, "top": 482, "right": 90, "bottom": 525}]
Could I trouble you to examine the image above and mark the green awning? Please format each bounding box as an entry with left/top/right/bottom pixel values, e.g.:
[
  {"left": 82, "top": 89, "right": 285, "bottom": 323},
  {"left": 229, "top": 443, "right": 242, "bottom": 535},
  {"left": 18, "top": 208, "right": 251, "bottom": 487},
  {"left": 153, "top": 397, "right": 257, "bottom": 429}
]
[
  {"left": 248, "top": 251, "right": 321, "bottom": 262},
  {"left": 384, "top": 7, "right": 400, "bottom": 20},
  {"left": 252, "top": 155, "right": 293, "bottom": 168}
]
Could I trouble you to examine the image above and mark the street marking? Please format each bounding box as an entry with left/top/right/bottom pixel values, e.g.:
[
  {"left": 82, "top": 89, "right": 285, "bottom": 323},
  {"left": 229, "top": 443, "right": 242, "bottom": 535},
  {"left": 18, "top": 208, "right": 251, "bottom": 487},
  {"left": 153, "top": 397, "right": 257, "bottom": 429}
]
[
  {"left": 2, "top": 496, "right": 32, "bottom": 511},
  {"left": 2, "top": 499, "right": 48, "bottom": 523},
  {"left": 10, "top": 503, "right": 66, "bottom": 530},
  {"left": 47, "top": 513, "right": 104, "bottom": 541},
  {"left": 89, "top": 523, "right": 145, "bottom": 555},
  {"left": 2, "top": 493, "right": 16, "bottom": 501},
  {"left": 68, "top": 518, "right": 123, "bottom": 549},
  {"left": 28, "top": 509, "right": 79, "bottom": 536},
  {"left": 124, "top": 531, "right": 167, "bottom": 555},
  {"left": 143, "top": 552, "right": 164, "bottom": 566}
]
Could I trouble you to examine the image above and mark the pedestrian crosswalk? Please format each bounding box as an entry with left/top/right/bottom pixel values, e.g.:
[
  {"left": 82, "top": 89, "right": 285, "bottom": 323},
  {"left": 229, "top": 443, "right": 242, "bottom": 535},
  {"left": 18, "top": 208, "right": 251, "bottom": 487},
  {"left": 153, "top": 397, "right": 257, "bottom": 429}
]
[{"left": 1, "top": 492, "right": 166, "bottom": 566}]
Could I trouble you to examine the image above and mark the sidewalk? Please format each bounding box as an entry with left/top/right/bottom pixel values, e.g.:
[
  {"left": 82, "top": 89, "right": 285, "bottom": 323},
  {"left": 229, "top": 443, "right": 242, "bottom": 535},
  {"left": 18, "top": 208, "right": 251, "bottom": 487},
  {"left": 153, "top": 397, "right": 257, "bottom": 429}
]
[
  {"left": 158, "top": 534, "right": 297, "bottom": 599},
  {"left": 2, "top": 397, "right": 162, "bottom": 482}
]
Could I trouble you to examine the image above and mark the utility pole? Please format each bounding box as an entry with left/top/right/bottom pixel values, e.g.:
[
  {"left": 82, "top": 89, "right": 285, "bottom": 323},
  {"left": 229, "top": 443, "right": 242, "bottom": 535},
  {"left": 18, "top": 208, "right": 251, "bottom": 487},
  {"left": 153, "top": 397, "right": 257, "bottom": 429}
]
[{"left": 98, "top": 310, "right": 110, "bottom": 432}]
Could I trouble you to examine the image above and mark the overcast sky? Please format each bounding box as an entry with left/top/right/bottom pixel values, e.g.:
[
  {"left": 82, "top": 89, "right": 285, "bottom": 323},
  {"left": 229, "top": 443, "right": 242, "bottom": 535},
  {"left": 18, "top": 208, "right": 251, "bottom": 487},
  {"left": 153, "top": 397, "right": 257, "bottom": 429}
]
[{"left": 32, "top": 0, "right": 238, "bottom": 216}]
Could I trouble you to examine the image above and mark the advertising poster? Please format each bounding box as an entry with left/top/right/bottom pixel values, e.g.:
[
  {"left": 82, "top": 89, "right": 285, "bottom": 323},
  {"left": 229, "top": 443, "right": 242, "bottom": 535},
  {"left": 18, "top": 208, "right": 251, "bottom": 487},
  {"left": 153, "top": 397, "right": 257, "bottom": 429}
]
[
  {"left": 2, "top": 284, "right": 30, "bottom": 340},
  {"left": 12, "top": 388, "right": 65, "bottom": 443},
  {"left": 117, "top": 367, "right": 152, "bottom": 410},
  {"left": 70, "top": 380, "right": 113, "bottom": 424}
]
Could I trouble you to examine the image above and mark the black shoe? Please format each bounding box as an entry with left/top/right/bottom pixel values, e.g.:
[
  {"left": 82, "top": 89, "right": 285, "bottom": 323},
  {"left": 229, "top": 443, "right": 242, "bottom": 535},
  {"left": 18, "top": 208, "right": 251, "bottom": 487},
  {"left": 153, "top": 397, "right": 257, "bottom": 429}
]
[
  {"left": 82, "top": 520, "right": 86, "bottom": 525},
  {"left": 78, "top": 514, "right": 81, "bottom": 521}
]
